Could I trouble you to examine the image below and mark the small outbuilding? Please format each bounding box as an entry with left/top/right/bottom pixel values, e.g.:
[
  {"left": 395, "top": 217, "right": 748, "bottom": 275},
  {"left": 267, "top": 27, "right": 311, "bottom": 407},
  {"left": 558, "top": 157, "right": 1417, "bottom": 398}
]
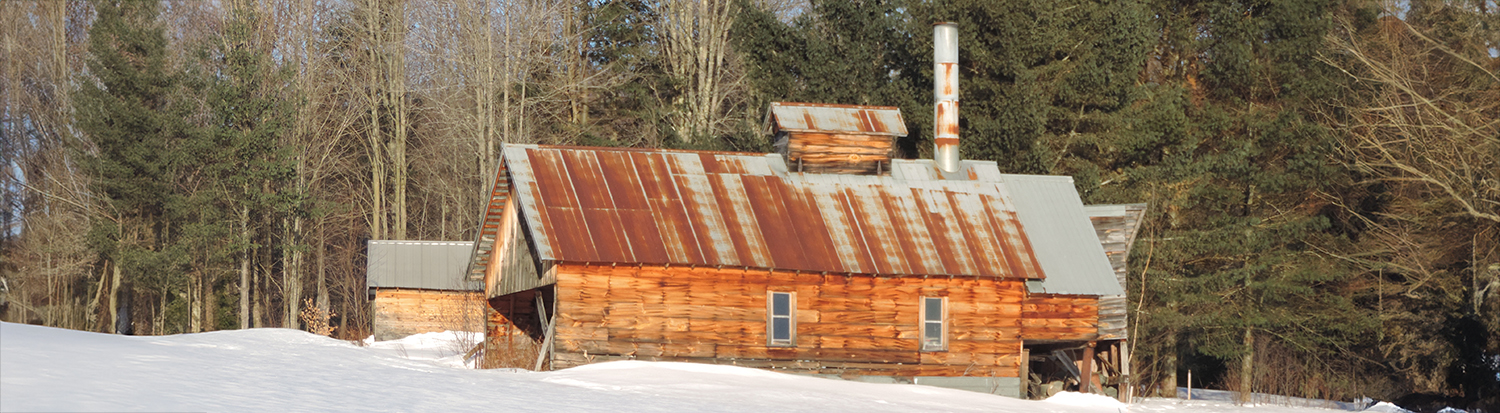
[
  {"left": 366, "top": 240, "right": 484, "bottom": 341},
  {"left": 462, "top": 141, "right": 1135, "bottom": 398},
  {"left": 462, "top": 23, "right": 1142, "bottom": 400}
]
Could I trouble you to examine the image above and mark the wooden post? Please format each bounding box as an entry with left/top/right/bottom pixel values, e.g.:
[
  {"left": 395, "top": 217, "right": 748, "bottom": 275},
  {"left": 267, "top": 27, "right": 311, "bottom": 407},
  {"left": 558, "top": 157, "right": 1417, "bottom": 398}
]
[
  {"left": 1020, "top": 348, "right": 1031, "bottom": 399},
  {"left": 533, "top": 292, "right": 554, "bottom": 371},
  {"left": 1121, "top": 340, "right": 1133, "bottom": 403},
  {"left": 1080, "top": 341, "right": 1096, "bottom": 393}
]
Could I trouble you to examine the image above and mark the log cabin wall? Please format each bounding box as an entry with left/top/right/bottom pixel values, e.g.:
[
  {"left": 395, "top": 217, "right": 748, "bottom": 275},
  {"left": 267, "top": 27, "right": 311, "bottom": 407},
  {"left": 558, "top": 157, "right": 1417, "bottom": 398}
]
[
  {"left": 779, "top": 132, "right": 894, "bottom": 175},
  {"left": 371, "top": 288, "right": 486, "bottom": 341},
  {"left": 1019, "top": 293, "right": 1100, "bottom": 342},
  {"left": 549, "top": 263, "right": 1025, "bottom": 378}
]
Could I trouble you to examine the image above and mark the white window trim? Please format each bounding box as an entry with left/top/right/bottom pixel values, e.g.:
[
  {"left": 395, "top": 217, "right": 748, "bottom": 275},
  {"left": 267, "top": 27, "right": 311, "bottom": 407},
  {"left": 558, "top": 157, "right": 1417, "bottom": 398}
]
[
  {"left": 920, "top": 296, "right": 948, "bottom": 352},
  {"left": 766, "top": 291, "right": 796, "bottom": 347}
]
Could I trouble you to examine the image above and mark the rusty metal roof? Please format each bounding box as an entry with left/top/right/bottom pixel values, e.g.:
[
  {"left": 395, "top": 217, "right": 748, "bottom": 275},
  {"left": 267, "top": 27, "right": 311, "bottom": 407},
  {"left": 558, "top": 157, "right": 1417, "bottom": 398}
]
[
  {"left": 766, "top": 102, "right": 908, "bottom": 136},
  {"left": 497, "top": 144, "right": 1042, "bottom": 278}
]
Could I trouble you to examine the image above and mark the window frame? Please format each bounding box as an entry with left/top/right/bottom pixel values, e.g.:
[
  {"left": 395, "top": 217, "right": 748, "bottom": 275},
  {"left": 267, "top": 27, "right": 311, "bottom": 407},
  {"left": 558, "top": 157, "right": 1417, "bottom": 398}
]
[
  {"left": 766, "top": 290, "right": 797, "bottom": 347},
  {"left": 920, "top": 296, "right": 948, "bottom": 352}
]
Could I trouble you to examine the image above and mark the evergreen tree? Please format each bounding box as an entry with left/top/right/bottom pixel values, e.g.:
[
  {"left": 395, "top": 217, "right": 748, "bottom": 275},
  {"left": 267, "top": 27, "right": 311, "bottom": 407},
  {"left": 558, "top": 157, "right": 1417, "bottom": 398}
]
[
  {"left": 74, "top": 0, "right": 196, "bottom": 334},
  {"left": 904, "top": 0, "right": 1154, "bottom": 172},
  {"left": 733, "top": 0, "right": 916, "bottom": 109},
  {"left": 194, "top": 0, "right": 302, "bottom": 331},
  {"left": 731, "top": 0, "right": 918, "bottom": 154},
  {"left": 578, "top": 0, "right": 672, "bottom": 148},
  {"left": 1088, "top": 0, "right": 1382, "bottom": 400}
]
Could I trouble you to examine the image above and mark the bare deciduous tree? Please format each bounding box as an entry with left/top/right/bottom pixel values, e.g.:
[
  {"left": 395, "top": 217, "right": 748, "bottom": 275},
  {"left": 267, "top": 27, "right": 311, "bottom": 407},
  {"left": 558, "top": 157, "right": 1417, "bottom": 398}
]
[{"left": 659, "top": 0, "right": 744, "bottom": 142}]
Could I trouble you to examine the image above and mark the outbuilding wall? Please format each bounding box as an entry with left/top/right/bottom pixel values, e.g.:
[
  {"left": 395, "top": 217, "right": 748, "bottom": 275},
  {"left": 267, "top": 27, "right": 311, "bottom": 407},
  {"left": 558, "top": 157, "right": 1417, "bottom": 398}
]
[
  {"left": 548, "top": 263, "right": 1026, "bottom": 379},
  {"left": 371, "top": 288, "right": 485, "bottom": 341},
  {"left": 1019, "top": 293, "right": 1101, "bottom": 342}
]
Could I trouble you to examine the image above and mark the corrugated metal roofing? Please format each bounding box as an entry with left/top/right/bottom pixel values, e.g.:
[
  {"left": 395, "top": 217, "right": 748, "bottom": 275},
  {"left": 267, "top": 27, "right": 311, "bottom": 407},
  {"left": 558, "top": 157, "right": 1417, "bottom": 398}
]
[
  {"left": 766, "top": 102, "right": 908, "bottom": 136},
  {"left": 996, "top": 175, "right": 1125, "bottom": 296},
  {"left": 501, "top": 144, "right": 1042, "bottom": 278},
  {"left": 367, "top": 240, "right": 479, "bottom": 291}
]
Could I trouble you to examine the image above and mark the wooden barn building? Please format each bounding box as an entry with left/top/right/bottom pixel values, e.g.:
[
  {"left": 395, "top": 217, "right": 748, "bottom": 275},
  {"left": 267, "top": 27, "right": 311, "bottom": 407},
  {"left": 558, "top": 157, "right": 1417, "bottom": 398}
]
[
  {"left": 366, "top": 240, "right": 485, "bottom": 341},
  {"left": 462, "top": 23, "right": 1144, "bottom": 399}
]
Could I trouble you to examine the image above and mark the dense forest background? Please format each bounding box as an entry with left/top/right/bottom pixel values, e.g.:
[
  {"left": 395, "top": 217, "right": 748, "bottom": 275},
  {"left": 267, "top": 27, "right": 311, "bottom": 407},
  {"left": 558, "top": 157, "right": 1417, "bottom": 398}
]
[{"left": 1, "top": 0, "right": 1496, "bottom": 406}]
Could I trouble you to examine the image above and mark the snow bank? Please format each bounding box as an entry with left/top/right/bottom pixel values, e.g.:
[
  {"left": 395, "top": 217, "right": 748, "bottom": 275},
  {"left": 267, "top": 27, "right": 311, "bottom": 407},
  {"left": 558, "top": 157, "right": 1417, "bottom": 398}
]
[
  {"left": 1362, "top": 402, "right": 1413, "bottom": 413},
  {"left": 0, "top": 323, "right": 1100, "bottom": 412},
  {"left": 1047, "top": 391, "right": 1131, "bottom": 409},
  {"left": 0, "top": 322, "right": 1369, "bottom": 413},
  {"left": 362, "top": 330, "right": 482, "bottom": 368}
]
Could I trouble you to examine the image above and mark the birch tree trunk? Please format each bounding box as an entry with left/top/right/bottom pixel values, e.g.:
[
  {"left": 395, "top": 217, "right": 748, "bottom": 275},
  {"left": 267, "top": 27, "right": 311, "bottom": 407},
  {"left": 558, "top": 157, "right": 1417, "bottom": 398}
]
[
  {"left": 659, "top": 0, "right": 738, "bottom": 142},
  {"left": 387, "top": 0, "right": 409, "bottom": 240},
  {"left": 109, "top": 259, "right": 122, "bottom": 334}
]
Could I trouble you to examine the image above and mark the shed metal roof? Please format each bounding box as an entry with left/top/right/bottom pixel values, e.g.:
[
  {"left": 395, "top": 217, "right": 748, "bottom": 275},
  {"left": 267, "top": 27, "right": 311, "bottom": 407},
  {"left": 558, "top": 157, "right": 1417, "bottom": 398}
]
[
  {"left": 367, "top": 240, "right": 479, "bottom": 291},
  {"left": 500, "top": 144, "right": 1041, "bottom": 278},
  {"left": 997, "top": 175, "right": 1125, "bottom": 296},
  {"left": 766, "top": 102, "right": 908, "bottom": 136}
]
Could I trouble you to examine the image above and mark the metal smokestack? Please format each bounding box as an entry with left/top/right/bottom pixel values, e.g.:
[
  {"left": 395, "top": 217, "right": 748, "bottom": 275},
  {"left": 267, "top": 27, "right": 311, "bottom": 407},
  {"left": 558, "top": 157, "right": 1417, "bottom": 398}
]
[{"left": 933, "top": 22, "right": 960, "bottom": 173}]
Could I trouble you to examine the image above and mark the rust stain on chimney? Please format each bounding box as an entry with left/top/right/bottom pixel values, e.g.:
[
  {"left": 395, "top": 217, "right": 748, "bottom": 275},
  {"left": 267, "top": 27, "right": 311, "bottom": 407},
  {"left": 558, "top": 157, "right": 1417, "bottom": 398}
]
[{"left": 942, "top": 63, "right": 958, "bottom": 96}]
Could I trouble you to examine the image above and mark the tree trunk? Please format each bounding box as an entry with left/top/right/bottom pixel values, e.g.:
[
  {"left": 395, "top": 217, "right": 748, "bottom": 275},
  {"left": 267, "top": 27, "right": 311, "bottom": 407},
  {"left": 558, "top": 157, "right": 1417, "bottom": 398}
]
[
  {"left": 365, "top": 0, "right": 387, "bottom": 241},
  {"left": 389, "top": 22, "right": 408, "bottom": 241},
  {"left": 1239, "top": 327, "right": 1254, "bottom": 404},
  {"left": 88, "top": 260, "right": 107, "bottom": 332},
  {"left": 190, "top": 269, "right": 201, "bottom": 333},
  {"left": 317, "top": 215, "right": 328, "bottom": 312},
  {"left": 1162, "top": 329, "right": 1177, "bottom": 397},
  {"left": 108, "top": 262, "right": 122, "bottom": 334},
  {"left": 202, "top": 270, "right": 215, "bottom": 331},
  {"left": 239, "top": 205, "right": 250, "bottom": 329},
  {"left": 255, "top": 225, "right": 269, "bottom": 328},
  {"left": 283, "top": 217, "right": 299, "bottom": 329}
]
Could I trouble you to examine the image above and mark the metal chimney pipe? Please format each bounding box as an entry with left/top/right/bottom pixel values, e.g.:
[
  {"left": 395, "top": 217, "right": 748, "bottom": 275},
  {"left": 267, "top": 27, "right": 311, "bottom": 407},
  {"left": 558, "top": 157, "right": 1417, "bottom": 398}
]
[{"left": 933, "top": 22, "right": 960, "bottom": 173}]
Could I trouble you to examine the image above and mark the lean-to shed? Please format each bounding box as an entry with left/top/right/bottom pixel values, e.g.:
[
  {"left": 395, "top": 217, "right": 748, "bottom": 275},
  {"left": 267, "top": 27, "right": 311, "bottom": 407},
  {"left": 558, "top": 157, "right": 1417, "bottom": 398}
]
[{"left": 366, "top": 240, "right": 484, "bottom": 341}]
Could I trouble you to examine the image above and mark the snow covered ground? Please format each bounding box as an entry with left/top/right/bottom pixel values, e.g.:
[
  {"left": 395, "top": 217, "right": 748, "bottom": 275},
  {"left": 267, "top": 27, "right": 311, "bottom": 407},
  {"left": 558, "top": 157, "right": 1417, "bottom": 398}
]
[{"left": 0, "top": 322, "right": 1392, "bottom": 412}]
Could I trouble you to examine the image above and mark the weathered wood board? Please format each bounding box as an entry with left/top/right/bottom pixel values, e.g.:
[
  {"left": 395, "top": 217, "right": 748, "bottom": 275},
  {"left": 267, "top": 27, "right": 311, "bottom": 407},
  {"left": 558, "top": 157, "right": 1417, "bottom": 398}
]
[
  {"left": 1019, "top": 294, "right": 1100, "bottom": 342},
  {"left": 548, "top": 263, "right": 1026, "bottom": 377},
  {"left": 371, "top": 288, "right": 485, "bottom": 341},
  {"left": 780, "top": 132, "right": 894, "bottom": 175}
]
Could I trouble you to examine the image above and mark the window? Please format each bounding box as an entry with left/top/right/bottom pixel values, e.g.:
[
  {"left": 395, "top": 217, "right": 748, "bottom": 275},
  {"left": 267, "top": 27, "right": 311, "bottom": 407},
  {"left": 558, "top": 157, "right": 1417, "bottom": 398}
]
[
  {"left": 921, "top": 296, "right": 947, "bottom": 351},
  {"left": 767, "top": 291, "right": 795, "bottom": 346}
]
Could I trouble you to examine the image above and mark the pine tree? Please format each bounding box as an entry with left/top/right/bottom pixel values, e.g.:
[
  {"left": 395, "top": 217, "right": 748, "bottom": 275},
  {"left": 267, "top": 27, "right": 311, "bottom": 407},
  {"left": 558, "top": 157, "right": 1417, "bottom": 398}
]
[
  {"left": 198, "top": 0, "right": 301, "bottom": 330},
  {"left": 1088, "top": 0, "right": 1381, "bottom": 400},
  {"left": 74, "top": 0, "right": 194, "bottom": 334},
  {"left": 733, "top": 0, "right": 916, "bottom": 108},
  {"left": 903, "top": 0, "right": 1154, "bottom": 172}
]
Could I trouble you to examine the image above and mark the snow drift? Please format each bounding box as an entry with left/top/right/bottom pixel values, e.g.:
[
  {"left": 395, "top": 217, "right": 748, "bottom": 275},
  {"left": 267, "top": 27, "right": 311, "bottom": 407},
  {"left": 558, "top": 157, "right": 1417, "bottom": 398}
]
[{"left": 0, "top": 322, "right": 1367, "bottom": 412}]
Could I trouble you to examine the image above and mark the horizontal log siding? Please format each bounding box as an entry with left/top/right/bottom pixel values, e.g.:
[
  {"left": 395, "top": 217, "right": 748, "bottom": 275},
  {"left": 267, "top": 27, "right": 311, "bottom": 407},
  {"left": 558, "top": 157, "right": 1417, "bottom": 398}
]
[
  {"left": 551, "top": 264, "right": 1024, "bottom": 377},
  {"left": 371, "top": 289, "right": 485, "bottom": 341},
  {"left": 1019, "top": 294, "right": 1100, "bottom": 342},
  {"left": 784, "top": 132, "right": 893, "bottom": 175}
]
